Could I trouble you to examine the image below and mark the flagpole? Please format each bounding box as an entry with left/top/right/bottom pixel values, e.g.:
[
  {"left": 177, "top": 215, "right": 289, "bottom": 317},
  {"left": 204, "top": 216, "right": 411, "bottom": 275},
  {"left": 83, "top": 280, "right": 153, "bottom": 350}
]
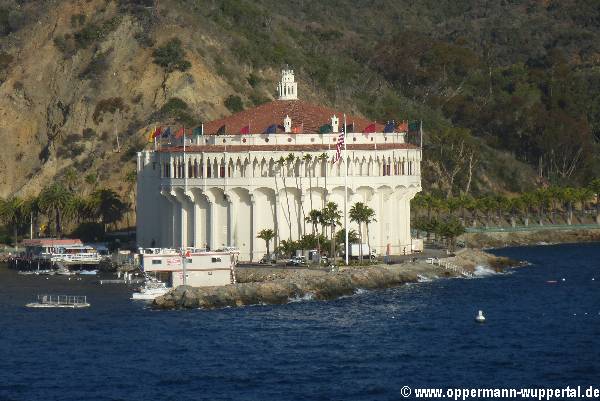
[
  {"left": 344, "top": 114, "right": 349, "bottom": 266},
  {"left": 183, "top": 126, "right": 187, "bottom": 192},
  {"left": 419, "top": 120, "right": 423, "bottom": 158}
]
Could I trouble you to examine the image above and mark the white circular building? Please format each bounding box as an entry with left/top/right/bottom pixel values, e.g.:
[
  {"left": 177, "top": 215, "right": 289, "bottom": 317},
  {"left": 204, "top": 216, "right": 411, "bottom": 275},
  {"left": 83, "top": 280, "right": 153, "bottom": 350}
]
[{"left": 136, "top": 69, "right": 422, "bottom": 261}]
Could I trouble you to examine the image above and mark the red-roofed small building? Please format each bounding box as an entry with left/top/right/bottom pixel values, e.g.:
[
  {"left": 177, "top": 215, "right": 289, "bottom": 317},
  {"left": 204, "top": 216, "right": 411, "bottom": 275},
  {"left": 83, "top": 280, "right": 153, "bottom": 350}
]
[{"left": 137, "top": 69, "right": 422, "bottom": 261}]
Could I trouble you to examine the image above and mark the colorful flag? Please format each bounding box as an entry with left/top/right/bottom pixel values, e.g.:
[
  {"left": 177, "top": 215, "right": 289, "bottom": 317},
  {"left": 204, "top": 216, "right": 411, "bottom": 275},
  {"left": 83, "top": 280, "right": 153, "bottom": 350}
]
[
  {"left": 264, "top": 124, "right": 277, "bottom": 134},
  {"left": 174, "top": 127, "right": 185, "bottom": 139},
  {"left": 398, "top": 120, "right": 408, "bottom": 132},
  {"left": 319, "top": 123, "right": 332, "bottom": 134},
  {"left": 161, "top": 127, "right": 171, "bottom": 138},
  {"left": 239, "top": 125, "right": 250, "bottom": 134},
  {"left": 216, "top": 125, "right": 226, "bottom": 135},
  {"left": 408, "top": 120, "right": 420, "bottom": 132},
  {"left": 291, "top": 124, "right": 302, "bottom": 134},
  {"left": 332, "top": 131, "right": 345, "bottom": 164},
  {"left": 363, "top": 123, "right": 376, "bottom": 134},
  {"left": 383, "top": 121, "right": 395, "bottom": 133},
  {"left": 192, "top": 126, "right": 203, "bottom": 136}
]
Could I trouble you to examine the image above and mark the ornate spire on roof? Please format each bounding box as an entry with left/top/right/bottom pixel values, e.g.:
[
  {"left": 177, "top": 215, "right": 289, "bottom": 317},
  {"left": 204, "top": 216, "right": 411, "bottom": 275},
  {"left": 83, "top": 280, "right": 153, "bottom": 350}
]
[{"left": 277, "top": 68, "right": 298, "bottom": 101}]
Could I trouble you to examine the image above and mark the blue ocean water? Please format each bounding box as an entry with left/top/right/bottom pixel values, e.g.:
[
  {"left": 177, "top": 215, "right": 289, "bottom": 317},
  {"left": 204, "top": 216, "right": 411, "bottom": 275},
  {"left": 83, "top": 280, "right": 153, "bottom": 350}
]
[{"left": 0, "top": 243, "right": 599, "bottom": 401}]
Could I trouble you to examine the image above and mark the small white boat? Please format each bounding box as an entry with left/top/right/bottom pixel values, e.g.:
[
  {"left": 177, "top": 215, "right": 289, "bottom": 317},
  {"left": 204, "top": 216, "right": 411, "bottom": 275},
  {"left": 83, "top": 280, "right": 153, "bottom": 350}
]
[
  {"left": 26, "top": 294, "right": 90, "bottom": 308},
  {"left": 56, "top": 268, "right": 76, "bottom": 276},
  {"left": 475, "top": 310, "right": 486, "bottom": 323},
  {"left": 131, "top": 278, "right": 170, "bottom": 301},
  {"left": 79, "top": 270, "right": 98, "bottom": 276}
]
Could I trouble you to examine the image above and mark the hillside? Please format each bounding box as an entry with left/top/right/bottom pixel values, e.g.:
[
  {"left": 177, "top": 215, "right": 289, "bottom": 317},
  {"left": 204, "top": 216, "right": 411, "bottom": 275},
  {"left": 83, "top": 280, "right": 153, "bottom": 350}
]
[{"left": 0, "top": 0, "right": 598, "bottom": 200}]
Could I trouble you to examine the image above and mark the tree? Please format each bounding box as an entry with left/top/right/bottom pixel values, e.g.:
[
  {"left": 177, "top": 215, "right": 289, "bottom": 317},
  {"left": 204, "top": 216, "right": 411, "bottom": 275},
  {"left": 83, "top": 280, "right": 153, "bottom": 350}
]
[
  {"left": 589, "top": 178, "right": 600, "bottom": 224},
  {"left": 305, "top": 209, "right": 322, "bottom": 252},
  {"left": 152, "top": 38, "right": 191, "bottom": 100},
  {"left": 88, "top": 189, "right": 127, "bottom": 231},
  {"left": 224, "top": 95, "right": 244, "bottom": 113},
  {"left": 436, "top": 217, "right": 465, "bottom": 252},
  {"left": 573, "top": 187, "right": 593, "bottom": 223},
  {"left": 38, "top": 183, "right": 72, "bottom": 237},
  {"left": 152, "top": 38, "right": 191, "bottom": 73},
  {"left": 277, "top": 156, "right": 293, "bottom": 240},
  {"left": 320, "top": 202, "right": 342, "bottom": 263},
  {"left": 350, "top": 202, "right": 375, "bottom": 260},
  {"left": 0, "top": 197, "right": 23, "bottom": 248},
  {"left": 257, "top": 229, "right": 275, "bottom": 258},
  {"left": 303, "top": 154, "right": 314, "bottom": 213},
  {"left": 335, "top": 228, "right": 359, "bottom": 255}
]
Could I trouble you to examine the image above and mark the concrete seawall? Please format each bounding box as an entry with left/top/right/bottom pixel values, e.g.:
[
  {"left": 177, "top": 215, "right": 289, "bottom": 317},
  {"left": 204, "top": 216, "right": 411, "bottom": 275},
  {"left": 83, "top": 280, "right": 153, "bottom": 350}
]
[{"left": 153, "top": 249, "right": 516, "bottom": 310}]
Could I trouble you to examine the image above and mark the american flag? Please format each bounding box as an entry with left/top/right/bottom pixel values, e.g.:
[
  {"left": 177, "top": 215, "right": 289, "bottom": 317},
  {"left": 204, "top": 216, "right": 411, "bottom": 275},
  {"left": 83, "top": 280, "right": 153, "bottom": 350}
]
[{"left": 332, "top": 131, "right": 345, "bottom": 164}]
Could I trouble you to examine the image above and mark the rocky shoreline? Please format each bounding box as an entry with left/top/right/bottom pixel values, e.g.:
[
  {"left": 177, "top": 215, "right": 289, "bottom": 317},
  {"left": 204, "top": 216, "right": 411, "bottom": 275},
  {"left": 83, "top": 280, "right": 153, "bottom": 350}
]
[
  {"left": 462, "top": 228, "right": 600, "bottom": 249},
  {"left": 152, "top": 249, "right": 519, "bottom": 310}
]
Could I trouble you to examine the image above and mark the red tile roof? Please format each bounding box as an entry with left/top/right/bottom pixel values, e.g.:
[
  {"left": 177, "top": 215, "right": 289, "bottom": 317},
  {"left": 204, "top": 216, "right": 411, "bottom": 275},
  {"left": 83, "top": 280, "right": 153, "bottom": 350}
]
[
  {"left": 22, "top": 239, "right": 83, "bottom": 246},
  {"left": 204, "top": 100, "right": 384, "bottom": 135},
  {"left": 159, "top": 143, "right": 418, "bottom": 153}
]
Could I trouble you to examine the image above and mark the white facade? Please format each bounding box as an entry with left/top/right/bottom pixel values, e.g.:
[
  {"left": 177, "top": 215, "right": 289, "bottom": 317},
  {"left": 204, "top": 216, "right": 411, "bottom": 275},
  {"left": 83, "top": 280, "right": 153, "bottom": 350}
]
[
  {"left": 137, "top": 131, "right": 421, "bottom": 261},
  {"left": 277, "top": 69, "right": 298, "bottom": 100}
]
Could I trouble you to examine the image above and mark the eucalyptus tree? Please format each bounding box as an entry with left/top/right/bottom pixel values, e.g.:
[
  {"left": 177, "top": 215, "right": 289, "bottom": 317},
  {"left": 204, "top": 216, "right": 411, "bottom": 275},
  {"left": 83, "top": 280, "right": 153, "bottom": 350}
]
[
  {"left": 38, "top": 183, "right": 73, "bottom": 237},
  {"left": 320, "top": 202, "right": 342, "bottom": 263},
  {"left": 0, "top": 197, "right": 24, "bottom": 248}
]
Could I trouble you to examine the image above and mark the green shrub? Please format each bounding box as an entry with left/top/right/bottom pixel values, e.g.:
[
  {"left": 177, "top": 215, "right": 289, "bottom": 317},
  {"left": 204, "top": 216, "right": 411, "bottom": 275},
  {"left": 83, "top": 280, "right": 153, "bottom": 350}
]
[
  {"left": 152, "top": 38, "right": 191, "bottom": 73},
  {"left": 153, "top": 97, "right": 198, "bottom": 126},
  {"left": 224, "top": 95, "right": 244, "bottom": 113},
  {"left": 74, "top": 17, "right": 121, "bottom": 49}
]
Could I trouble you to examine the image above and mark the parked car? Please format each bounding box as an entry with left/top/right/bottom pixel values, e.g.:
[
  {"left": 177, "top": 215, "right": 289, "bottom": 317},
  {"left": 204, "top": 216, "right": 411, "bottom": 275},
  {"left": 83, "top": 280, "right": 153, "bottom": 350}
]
[{"left": 287, "top": 256, "right": 307, "bottom": 266}]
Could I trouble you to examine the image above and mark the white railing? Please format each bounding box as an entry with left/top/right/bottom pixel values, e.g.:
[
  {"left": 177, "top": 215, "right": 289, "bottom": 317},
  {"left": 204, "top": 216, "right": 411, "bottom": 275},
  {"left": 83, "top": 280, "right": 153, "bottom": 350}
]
[
  {"left": 37, "top": 295, "right": 88, "bottom": 305},
  {"left": 426, "top": 257, "right": 473, "bottom": 278}
]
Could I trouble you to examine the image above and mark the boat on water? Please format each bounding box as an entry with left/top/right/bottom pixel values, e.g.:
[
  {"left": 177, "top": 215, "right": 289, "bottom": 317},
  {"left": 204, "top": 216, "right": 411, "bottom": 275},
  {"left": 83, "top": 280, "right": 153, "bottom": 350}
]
[
  {"left": 25, "top": 295, "right": 90, "bottom": 308},
  {"left": 22, "top": 239, "right": 102, "bottom": 265},
  {"left": 78, "top": 270, "right": 99, "bottom": 276},
  {"left": 131, "top": 278, "right": 170, "bottom": 300},
  {"left": 131, "top": 247, "right": 238, "bottom": 300}
]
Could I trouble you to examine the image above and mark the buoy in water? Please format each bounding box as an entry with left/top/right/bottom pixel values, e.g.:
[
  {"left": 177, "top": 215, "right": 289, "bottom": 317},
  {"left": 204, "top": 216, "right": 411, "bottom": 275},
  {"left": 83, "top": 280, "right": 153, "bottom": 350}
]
[{"left": 475, "top": 310, "right": 486, "bottom": 323}]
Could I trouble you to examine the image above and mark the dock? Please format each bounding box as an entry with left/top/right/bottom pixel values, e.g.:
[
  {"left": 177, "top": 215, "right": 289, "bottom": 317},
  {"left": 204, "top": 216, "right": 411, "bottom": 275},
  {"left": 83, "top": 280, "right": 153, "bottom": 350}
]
[{"left": 25, "top": 295, "right": 90, "bottom": 308}]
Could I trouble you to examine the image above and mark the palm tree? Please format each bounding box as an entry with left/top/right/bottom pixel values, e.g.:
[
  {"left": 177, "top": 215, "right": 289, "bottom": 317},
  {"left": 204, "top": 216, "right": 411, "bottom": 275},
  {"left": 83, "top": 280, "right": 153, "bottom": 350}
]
[
  {"left": 305, "top": 209, "right": 323, "bottom": 261},
  {"left": 320, "top": 202, "right": 342, "bottom": 263},
  {"left": 0, "top": 197, "right": 24, "bottom": 248},
  {"left": 277, "top": 156, "right": 293, "bottom": 240},
  {"left": 546, "top": 186, "right": 562, "bottom": 224},
  {"left": 38, "top": 183, "right": 73, "bottom": 237},
  {"left": 520, "top": 192, "right": 536, "bottom": 226},
  {"left": 349, "top": 202, "right": 367, "bottom": 260},
  {"left": 533, "top": 188, "right": 549, "bottom": 226},
  {"left": 89, "top": 189, "right": 127, "bottom": 232},
  {"left": 257, "top": 228, "right": 275, "bottom": 259},
  {"left": 436, "top": 217, "right": 465, "bottom": 252},
  {"left": 363, "top": 204, "right": 376, "bottom": 256},
  {"left": 303, "top": 153, "right": 314, "bottom": 225},
  {"left": 589, "top": 178, "right": 600, "bottom": 224},
  {"left": 574, "top": 187, "right": 593, "bottom": 223},
  {"left": 508, "top": 197, "right": 524, "bottom": 227},
  {"left": 559, "top": 187, "right": 576, "bottom": 225},
  {"left": 318, "top": 153, "right": 328, "bottom": 207},
  {"left": 287, "top": 153, "right": 305, "bottom": 236}
]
